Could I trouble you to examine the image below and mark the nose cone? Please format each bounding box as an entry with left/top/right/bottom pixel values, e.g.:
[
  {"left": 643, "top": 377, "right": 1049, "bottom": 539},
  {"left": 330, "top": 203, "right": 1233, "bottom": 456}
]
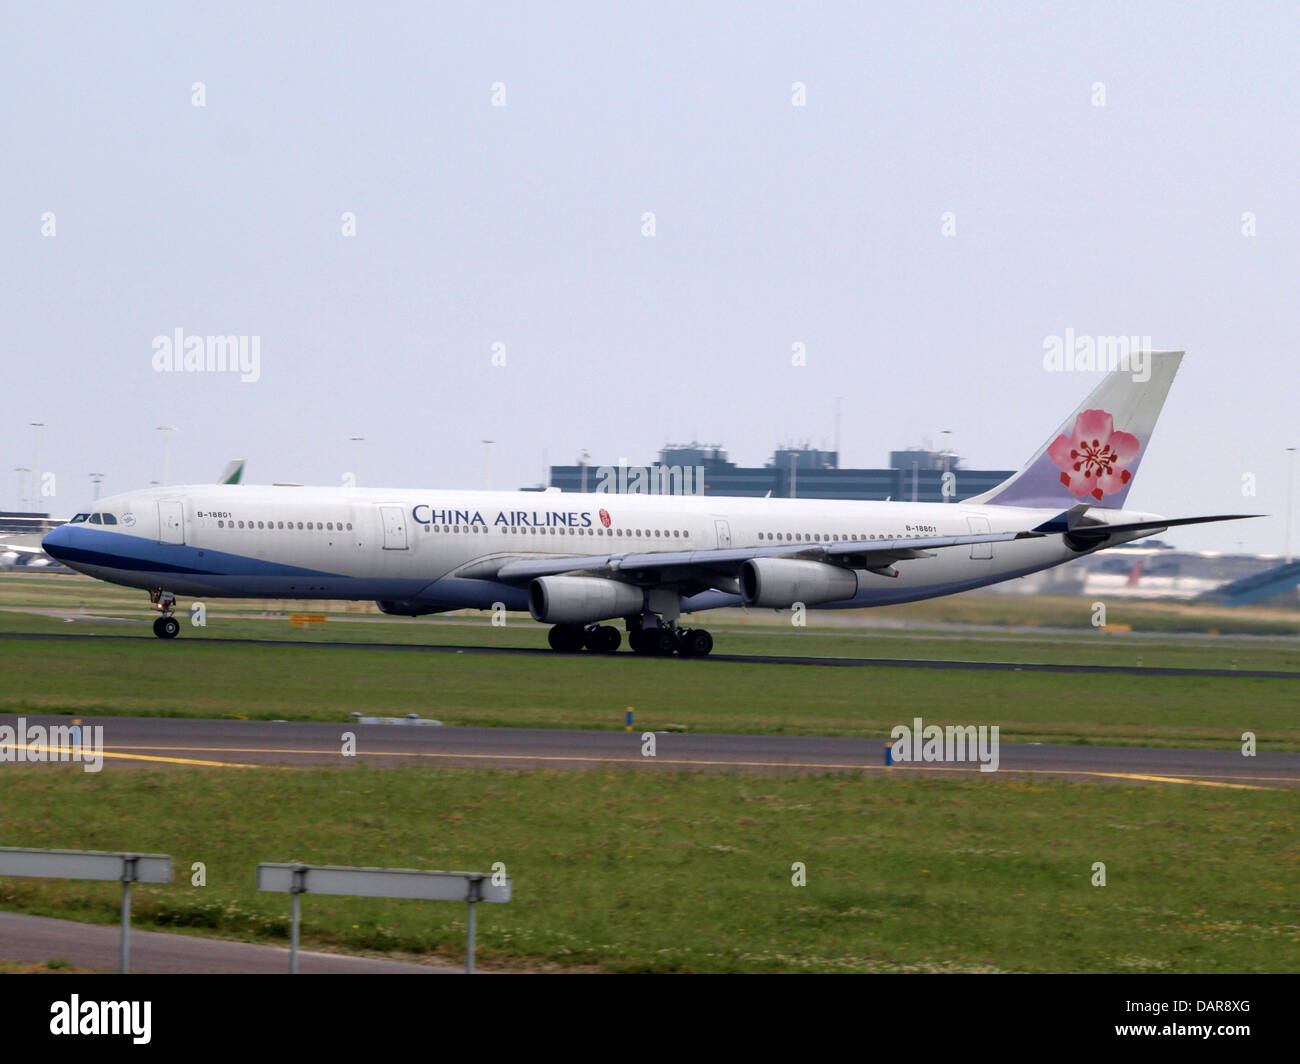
[{"left": 41, "top": 524, "right": 74, "bottom": 562}]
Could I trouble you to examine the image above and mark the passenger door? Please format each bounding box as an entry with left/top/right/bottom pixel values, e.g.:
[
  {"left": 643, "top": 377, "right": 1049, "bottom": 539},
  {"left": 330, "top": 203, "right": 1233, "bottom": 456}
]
[
  {"left": 380, "top": 506, "right": 409, "bottom": 550},
  {"left": 966, "top": 515, "right": 993, "bottom": 559},
  {"left": 714, "top": 519, "right": 732, "bottom": 549},
  {"left": 157, "top": 500, "right": 185, "bottom": 545}
]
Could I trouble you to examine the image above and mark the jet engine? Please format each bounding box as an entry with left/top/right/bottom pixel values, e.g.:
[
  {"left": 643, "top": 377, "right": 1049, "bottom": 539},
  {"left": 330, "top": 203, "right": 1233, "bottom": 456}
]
[
  {"left": 739, "top": 558, "right": 859, "bottom": 608},
  {"left": 528, "top": 576, "right": 644, "bottom": 625}
]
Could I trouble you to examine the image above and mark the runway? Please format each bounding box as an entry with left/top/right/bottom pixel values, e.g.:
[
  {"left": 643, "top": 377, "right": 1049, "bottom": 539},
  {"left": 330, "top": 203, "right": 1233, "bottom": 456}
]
[
  {"left": 4, "top": 715, "right": 1296, "bottom": 789},
  {"left": 3, "top": 630, "right": 1297, "bottom": 679}
]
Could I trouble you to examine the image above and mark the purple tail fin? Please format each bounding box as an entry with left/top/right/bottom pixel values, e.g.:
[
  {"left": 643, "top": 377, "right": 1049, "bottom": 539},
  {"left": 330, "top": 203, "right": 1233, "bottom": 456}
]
[{"left": 965, "top": 351, "right": 1182, "bottom": 510}]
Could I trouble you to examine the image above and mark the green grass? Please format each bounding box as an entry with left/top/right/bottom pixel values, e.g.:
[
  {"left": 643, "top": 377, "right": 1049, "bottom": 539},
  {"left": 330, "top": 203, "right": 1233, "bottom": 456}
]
[
  {"left": 0, "top": 765, "right": 1295, "bottom": 973},
  {"left": 3, "top": 606, "right": 1300, "bottom": 674},
  {"left": 0, "top": 958, "right": 97, "bottom": 974},
  {"left": 2, "top": 627, "right": 1297, "bottom": 749},
  {"left": 5, "top": 572, "right": 1299, "bottom": 635}
]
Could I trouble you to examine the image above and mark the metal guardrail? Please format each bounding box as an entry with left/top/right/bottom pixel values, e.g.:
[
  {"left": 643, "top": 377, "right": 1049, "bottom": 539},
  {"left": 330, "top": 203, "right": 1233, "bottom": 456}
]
[
  {"left": 0, "top": 848, "right": 510, "bottom": 974},
  {"left": 0, "top": 847, "right": 173, "bottom": 973},
  {"left": 258, "top": 863, "right": 512, "bottom": 974}
]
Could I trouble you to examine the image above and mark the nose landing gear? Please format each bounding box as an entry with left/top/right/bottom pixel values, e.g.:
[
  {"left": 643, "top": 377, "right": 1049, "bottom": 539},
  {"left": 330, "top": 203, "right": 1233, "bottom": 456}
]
[{"left": 149, "top": 589, "right": 180, "bottom": 639}]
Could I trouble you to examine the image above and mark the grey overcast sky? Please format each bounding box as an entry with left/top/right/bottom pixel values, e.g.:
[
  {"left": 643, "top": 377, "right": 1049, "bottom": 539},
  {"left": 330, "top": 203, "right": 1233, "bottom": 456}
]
[{"left": 2, "top": 1, "right": 1296, "bottom": 553}]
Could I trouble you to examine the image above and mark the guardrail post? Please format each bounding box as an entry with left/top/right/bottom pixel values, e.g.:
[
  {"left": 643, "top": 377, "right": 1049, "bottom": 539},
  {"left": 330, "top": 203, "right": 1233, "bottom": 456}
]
[
  {"left": 465, "top": 874, "right": 484, "bottom": 974},
  {"left": 289, "top": 864, "right": 306, "bottom": 974},
  {"left": 120, "top": 854, "right": 138, "bottom": 974}
]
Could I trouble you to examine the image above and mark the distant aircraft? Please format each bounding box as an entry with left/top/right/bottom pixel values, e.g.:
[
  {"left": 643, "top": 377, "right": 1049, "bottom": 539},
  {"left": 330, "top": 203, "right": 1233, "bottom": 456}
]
[
  {"left": 1, "top": 459, "right": 247, "bottom": 569},
  {"left": 41, "top": 354, "right": 1258, "bottom": 653}
]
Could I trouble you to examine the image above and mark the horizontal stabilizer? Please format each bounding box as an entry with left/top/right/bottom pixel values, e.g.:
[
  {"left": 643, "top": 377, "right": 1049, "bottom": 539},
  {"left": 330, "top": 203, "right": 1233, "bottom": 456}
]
[{"left": 1033, "top": 512, "right": 1262, "bottom": 540}]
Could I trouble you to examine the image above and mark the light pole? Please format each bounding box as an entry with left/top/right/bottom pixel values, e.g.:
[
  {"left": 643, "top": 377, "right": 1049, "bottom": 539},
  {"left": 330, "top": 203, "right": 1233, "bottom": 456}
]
[
  {"left": 579, "top": 449, "right": 590, "bottom": 493},
  {"left": 789, "top": 452, "right": 799, "bottom": 499},
  {"left": 481, "top": 440, "right": 495, "bottom": 491},
  {"left": 14, "top": 468, "right": 31, "bottom": 511},
  {"left": 156, "top": 425, "right": 177, "bottom": 487},
  {"left": 89, "top": 472, "right": 106, "bottom": 502},
  {"left": 1286, "top": 446, "right": 1297, "bottom": 564},
  {"left": 941, "top": 429, "right": 952, "bottom": 503},
  {"left": 349, "top": 436, "right": 365, "bottom": 487},
  {"left": 30, "top": 422, "right": 44, "bottom": 511}
]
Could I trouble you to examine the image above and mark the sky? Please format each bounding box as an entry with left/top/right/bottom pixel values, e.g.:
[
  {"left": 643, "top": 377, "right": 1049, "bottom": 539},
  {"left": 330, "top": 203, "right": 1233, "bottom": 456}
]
[{"left": 1, "top": 1, "right": 1296, "bottom": 554}]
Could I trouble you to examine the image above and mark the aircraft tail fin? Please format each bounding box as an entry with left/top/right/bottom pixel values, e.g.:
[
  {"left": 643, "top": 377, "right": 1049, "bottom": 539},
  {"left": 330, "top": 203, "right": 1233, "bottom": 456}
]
[
  {"left": 965, "top": 351, "right": 1183, "bottom": 509},
  {"left": 217, "top": 459, "right": 246, "bottom": 485}
]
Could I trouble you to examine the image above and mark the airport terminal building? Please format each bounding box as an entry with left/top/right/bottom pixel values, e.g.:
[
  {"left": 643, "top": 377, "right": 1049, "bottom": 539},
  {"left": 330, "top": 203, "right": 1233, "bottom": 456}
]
[{"left": 549, "top": 443, "right": 1014, "bottom": 503}]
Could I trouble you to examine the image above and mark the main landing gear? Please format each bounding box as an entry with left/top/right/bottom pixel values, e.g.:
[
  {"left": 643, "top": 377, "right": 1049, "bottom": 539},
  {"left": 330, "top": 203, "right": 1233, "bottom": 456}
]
[
  {"left": 150, "top": 589, "right": 180, "bottom": 639},
  {"left": 547, "top": 623, "right": 621, "bottom": 653},
  {"left": 629, "top": 624, "right": 713, "bottom": 658},
  {"left": 542, "top": 615, "right": 715, "bottom": 657}
]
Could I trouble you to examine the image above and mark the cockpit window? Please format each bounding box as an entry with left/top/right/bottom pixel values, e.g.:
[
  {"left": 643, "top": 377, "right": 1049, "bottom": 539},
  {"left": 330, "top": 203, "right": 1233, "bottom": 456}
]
[
  {"left": 70, "top": 513, "right": 90, "bottom": 523},
  {"left": 101, "top": 513, "right": 117, "bottom": 525},
  {"left": 89, "top": 513, "right": 102, "bottom": 525}
]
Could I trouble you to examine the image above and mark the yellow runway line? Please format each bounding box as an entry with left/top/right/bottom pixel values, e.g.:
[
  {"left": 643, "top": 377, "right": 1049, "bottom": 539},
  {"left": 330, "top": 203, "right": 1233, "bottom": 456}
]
[
  {"left": 2, "top": 743, "right": 256, "bottom": 769},
  {"left": 84, "top": 743, "right": 1297, "bottom": 787},
  {"left": 1084, "top": 771, "right": 1271, "bottom": 791}
]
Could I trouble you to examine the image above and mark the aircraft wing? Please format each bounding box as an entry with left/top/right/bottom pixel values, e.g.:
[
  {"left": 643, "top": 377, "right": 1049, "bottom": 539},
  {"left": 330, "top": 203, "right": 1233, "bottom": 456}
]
[
  {"left": 488, "top": 530, "right": 1038, "bottom": 586},
  {"left": 0, "top": 535, "right": 49, "bottom": 555}
]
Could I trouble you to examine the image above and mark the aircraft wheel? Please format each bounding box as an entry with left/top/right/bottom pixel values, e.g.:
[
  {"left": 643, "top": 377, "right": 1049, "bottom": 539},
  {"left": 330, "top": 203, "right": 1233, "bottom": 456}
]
[
  {"left": 682, "top": 628, "right": 713, "bottom": 657},
  {"left": 548, "top": 624, "right": 586, "bottom": 652},
  {"left": 650, "top": 628, "right": 678, "bottom": 656},
  {"left": 154, "top": 616, "right": 180, "bottom": 639},
  {"left": 675, "top": 628, "right": 696, "bottom": 657},
  {"left": 584, "top": 625, "right": 621, "bottom": 653}
]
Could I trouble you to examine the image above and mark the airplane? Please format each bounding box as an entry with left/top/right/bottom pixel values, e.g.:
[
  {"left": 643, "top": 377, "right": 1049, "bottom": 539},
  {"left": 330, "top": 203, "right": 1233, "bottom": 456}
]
[{"left": 40, "top": 353, "right": 1258, "bottom": 654}]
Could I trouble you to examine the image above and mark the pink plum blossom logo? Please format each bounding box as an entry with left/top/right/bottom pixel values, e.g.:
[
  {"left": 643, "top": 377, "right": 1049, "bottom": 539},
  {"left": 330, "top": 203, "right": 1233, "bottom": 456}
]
[{"left": 1046, "top": 409, "right": 1140, "bottom": 500}]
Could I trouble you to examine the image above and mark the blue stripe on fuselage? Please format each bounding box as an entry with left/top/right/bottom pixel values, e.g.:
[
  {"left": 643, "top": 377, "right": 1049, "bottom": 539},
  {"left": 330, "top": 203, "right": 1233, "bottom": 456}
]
[{"left": 41, "top": 525, "right": 344, "bottom": 579}]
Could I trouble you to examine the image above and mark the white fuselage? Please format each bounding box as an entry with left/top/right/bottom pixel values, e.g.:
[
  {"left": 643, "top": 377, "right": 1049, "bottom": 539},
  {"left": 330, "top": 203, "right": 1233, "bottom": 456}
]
[{"left": 41, "top": 484, "right": 1155, "bottom": 617}]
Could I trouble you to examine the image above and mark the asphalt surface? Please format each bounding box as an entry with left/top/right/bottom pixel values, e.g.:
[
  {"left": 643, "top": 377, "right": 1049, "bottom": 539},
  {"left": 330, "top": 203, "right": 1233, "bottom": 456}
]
[
  {"left": 3, "top": 715, "right": 1296, "bottom": 789},
  {"left": 3, "top": 630, "right": 1297, "bottom": 679},
  {"left": 0, "top": 912, "right": 451, "bottom": 974}
]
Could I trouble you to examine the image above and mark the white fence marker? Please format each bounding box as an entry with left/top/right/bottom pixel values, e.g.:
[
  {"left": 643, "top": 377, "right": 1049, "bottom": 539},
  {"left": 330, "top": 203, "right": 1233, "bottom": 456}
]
[{"left": 257, "top": 863, "right": 511, "bottom": 973}]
